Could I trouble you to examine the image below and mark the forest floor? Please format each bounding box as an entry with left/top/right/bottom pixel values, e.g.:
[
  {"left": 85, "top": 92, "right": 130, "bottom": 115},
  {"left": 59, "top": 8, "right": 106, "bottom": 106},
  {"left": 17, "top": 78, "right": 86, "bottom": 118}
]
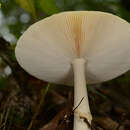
[{"left": 0, "top": 71, "right": 130, "bottom": 130}]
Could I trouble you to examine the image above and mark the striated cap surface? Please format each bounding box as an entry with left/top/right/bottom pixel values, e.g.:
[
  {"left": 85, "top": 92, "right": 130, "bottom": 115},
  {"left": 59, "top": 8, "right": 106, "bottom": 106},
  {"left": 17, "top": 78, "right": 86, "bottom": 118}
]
[{"left": 15, "top": 11, "right": 130, "bottom": 85}]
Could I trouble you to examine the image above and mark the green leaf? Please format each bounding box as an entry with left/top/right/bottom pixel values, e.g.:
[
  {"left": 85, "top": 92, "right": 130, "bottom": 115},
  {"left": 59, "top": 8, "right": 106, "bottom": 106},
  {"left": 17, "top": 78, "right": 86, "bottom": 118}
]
[
  {"left": 15, "top": 0, "right": 36, "bottom": 18},
  {"left": 0, "top": 77, "right": 7, "bottom": 90},
  {"left": 38, "top": 0, "right": 61, "bottom": 15}
]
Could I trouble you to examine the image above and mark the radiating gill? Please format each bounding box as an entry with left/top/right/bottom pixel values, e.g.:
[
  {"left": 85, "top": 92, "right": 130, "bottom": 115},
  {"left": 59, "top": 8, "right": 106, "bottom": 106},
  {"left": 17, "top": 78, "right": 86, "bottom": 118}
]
[{"left": 65, "top": 15, "right": 84, "bottom": 57}]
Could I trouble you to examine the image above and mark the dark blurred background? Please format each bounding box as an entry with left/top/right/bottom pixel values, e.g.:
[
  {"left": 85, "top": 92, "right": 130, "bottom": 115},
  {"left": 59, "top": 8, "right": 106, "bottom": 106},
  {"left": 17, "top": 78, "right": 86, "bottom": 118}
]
[{"left": 0, "top": 0, "right": 130, "bottom": 130}]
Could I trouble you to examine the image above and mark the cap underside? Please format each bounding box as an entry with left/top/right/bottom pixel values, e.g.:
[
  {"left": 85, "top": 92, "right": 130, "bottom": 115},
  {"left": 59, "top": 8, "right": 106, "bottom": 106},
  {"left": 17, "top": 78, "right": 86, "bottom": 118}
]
[{"left": 15, "top": 11, "right": 130, "bottom": 85}]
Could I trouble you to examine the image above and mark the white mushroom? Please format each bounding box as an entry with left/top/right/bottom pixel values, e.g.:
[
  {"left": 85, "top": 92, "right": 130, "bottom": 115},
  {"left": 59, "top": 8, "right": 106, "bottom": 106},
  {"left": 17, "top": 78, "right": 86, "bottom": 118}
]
[{"left": 15, "top": 11, "right": 130, "bottom": 130}]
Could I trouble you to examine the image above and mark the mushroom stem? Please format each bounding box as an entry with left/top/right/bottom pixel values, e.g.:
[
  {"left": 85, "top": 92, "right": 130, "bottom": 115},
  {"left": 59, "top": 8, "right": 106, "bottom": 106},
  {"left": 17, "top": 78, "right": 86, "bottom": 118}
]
[{"left": 72, "top": 58, "right": 92, "bottom": 130}]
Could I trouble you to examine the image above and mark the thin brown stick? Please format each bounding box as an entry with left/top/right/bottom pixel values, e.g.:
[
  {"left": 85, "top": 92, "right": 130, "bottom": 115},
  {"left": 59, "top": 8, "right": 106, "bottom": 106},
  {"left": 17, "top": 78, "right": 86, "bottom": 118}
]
[{"left": 27, "top": 83, "right": 50, "bottom": 130}]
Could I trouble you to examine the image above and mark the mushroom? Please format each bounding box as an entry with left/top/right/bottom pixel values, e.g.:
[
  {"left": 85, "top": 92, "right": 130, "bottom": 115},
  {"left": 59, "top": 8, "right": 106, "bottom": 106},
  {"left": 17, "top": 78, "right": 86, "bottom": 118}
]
[{"left": 15, "top": 11, "right": 130, "bottom": 130}]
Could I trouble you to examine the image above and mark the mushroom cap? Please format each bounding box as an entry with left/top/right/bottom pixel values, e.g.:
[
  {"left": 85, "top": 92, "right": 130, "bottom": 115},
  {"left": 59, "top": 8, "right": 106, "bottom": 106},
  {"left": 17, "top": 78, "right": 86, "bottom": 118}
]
[{"left": 15, "top": 11, "right": 130, "bottom": 85}]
